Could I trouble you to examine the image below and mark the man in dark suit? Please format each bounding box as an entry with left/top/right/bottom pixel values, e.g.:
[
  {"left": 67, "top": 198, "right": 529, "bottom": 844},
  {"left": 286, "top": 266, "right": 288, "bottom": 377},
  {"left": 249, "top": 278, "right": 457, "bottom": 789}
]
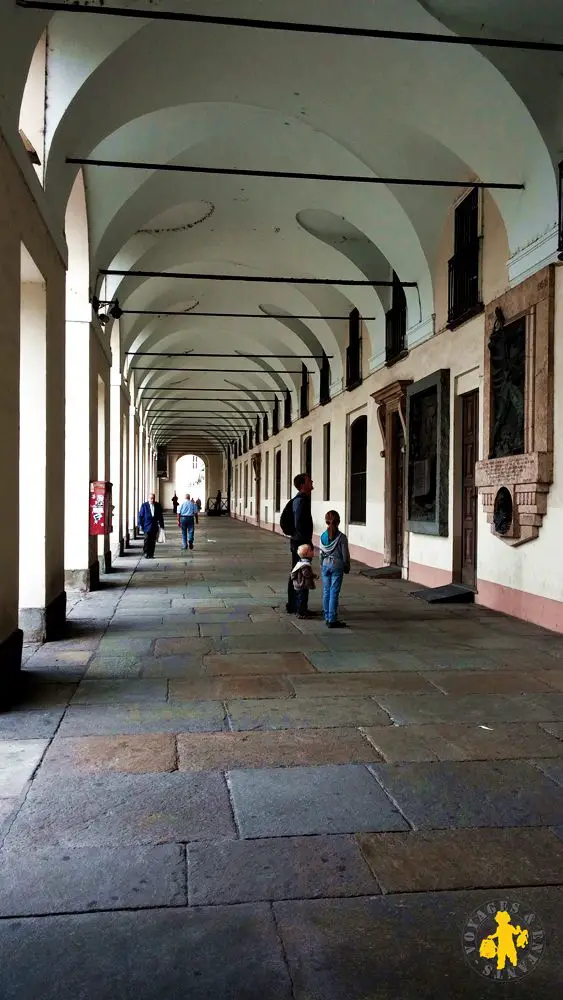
[
  {"left": 286, "top": 473, "right": 315, "bottom": 616},
  {"left": 137, "top": 492, "right": 164, "bottom": 559}
]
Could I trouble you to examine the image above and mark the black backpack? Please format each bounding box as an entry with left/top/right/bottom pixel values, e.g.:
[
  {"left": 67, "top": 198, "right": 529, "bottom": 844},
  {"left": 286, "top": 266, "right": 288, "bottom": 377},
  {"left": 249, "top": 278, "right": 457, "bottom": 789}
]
[{"left": 280, "top": 498, "right": 295, "bottom": 536}]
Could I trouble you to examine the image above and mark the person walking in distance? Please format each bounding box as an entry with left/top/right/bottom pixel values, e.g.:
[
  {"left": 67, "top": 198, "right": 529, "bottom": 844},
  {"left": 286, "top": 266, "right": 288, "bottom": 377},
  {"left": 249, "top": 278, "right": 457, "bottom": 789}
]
[
  {"left": 137, "top": 492, "right": 164, "bottom": 559},
  {"left": 178, "top": 493, "right": 198, "bottom": 550},
  {"left": 171, "top": 492, "right": 179, "bottom": 515},
  {"left": 282, "top": 473, "right": 315, "bottom": 616}
]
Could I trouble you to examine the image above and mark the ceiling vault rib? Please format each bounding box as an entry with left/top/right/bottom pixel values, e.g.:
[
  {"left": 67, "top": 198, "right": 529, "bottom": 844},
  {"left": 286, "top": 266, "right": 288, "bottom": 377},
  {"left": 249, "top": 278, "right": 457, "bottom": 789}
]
[
  {"left": 16, "top": 2, "right": 563, "bottom": 53},
  {"left": 66, "top": 158, "right": 524, "bottom": 191},
  {"left": 102, "top": 270, "right": 417, "bottom": 287}
]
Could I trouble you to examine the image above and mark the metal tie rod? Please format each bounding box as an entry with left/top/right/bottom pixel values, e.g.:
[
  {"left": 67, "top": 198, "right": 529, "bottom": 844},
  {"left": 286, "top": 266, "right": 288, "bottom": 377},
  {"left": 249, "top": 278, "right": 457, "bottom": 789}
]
[
  {"left": 127, "top": 351, "right": 332, "bottom": 358},
  {"left": 102, "top": 269, "right": 416, "bottom": 287},
  {"left": 16, "top": 2, "right": 563, "bottom": 53},
  {"left": 131, "top": 367, "right": 308, "bottom": 373},
  {"left": 117, "top": 310, "right": 375, "bottom": 319},
  {"left": 67, "top": 158, "right": 523, "bottom": 191}
]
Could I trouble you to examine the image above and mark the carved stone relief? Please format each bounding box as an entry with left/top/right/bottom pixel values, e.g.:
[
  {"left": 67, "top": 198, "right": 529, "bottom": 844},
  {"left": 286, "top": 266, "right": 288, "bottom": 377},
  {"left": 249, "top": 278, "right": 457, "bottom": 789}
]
[{"left": 475, "top": 265, "right": 554, "bottom": 546}]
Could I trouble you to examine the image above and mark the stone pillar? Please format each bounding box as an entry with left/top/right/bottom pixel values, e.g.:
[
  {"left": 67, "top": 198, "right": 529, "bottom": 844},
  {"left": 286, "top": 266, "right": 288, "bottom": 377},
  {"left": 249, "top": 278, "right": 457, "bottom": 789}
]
[
  {"left": 64, "top": 320, "right": 98, "bottom": 591},
  {"left": 110, "top": 370, "right": 125, "bottom": 559},
  {"left": 129, "top": 407, "right": 139, "bottom": 538}
]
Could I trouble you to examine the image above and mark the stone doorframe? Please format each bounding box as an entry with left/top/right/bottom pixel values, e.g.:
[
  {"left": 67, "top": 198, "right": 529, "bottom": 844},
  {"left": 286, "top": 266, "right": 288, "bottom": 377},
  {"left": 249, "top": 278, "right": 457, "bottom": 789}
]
[
  {"left": 371, "top": 380, "right": 412, "bottom": 565},
  {"left": 251, "top": 453, "right": 261, "bottom": 526}
]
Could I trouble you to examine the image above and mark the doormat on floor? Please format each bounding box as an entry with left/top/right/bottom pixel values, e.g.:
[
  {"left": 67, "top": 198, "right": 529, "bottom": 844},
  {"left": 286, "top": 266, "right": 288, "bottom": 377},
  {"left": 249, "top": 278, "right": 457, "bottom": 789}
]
[
  {"left": 411, "top": 584, "right": 474, "bottom": 604},
  {"left": 359, "top": 565, "right": 402, "bottom": 580}
]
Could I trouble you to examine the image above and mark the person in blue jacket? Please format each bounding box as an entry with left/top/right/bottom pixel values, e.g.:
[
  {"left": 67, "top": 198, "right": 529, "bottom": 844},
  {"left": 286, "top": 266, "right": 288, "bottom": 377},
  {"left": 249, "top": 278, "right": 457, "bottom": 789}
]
[{"left": 138, "top": 492, "right": 164, "bottom": 559}]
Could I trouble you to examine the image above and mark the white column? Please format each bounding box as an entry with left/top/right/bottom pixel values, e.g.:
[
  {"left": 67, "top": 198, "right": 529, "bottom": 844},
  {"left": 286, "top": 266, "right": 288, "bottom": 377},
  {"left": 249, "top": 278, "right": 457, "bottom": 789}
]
[
  {"left": 64, "top": 319, "right": 93, "bottom": 589},
  {"left": 110, "top": 369, "right": 124, "bottom": 558},
  {"left": 19, "top": 278, "right": 47, "bottom": 637},
  {"left": 129, "top": 406, "right": 138, "bottom": 537}
]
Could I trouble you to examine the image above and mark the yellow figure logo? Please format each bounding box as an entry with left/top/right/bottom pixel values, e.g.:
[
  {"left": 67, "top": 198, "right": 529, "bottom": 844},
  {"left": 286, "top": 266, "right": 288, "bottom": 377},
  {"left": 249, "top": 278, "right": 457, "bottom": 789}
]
[
  {"left": 479, "top": 911, "right": 529, "bottom": 971},
  {"left": 463, "top": 898, "right": 545, "bottom": 981}
]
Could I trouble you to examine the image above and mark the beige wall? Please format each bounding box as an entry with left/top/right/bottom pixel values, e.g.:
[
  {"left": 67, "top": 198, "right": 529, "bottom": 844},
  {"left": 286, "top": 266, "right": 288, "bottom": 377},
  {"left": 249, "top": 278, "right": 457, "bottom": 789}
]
[
  {"left": 230, "top": 190, "right": 563, "bottom": 629},
  {"left": 0, "top": 126, "right": 65, "bottom": 649},
  {"left": 434, "top": 189, "right": 510, "bottom": 335}
]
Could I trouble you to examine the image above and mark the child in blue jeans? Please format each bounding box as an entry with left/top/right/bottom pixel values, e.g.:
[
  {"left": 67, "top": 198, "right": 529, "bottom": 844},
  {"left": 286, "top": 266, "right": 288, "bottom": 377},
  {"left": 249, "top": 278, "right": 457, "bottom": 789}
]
[{"left": 319, "top": 510, "right": 350, "bottom": 628}]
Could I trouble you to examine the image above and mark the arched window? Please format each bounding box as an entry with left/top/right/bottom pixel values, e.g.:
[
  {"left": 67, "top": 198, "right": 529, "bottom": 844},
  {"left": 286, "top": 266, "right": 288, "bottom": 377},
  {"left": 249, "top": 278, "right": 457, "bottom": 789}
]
[
  {"left": 303, "top": 435, "right": 312, "bottom": 480},
  {"left": 385, "top": 271, "right": 407, "bottom": 365},
  {"left": 263, "top": 413, "right": 269, "bottom": 441},
  {"left": 284, "top": 389, "right": 292, "bottom": 428},
  {"left": 349, "top": 414, "right": 367, "bottom": 524}
]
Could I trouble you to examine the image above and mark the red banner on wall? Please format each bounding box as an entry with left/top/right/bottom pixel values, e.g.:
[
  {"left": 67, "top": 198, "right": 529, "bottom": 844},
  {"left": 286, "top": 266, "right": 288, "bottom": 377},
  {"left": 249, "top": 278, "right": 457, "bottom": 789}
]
[{"left": 89, "top": 481, "right": 112, "bottom": 535}]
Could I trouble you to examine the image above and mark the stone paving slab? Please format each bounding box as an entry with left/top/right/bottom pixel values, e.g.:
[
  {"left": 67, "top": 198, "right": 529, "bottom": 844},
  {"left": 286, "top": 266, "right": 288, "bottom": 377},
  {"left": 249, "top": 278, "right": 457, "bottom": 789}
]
[
  {"left": 273, "top": 888, "right": 563, "bottom": 999},
  {"left": 84, "top": 657, "right": 143, "bottom": 679},
  {"left": 0, "top": 798, "right": 22, "bottom": 842},
  {"left": 199, "top": 621, "right": 298, "bottom": 637},
  {"left": 540, "top": 721, "right": 563, "bottom": 740},
  {"left": 0, "top": 739, "right": 48, "bottom": 796},
  {"left": 423, "top": 669, "right": 553, "bottom": 695},
  {"left": 0, "top": 844, "right": 186, "bottom": 915},
  {"left": 203, "top": 652, "right": 315, "bottom": 675},
  {"left": 289, "top": 672, "right": 436, "bottom": 697},
  {"left": 188, "top": 834, "right": 379, "bottom": 904},
  {"left": 169, "top": 676, "right": 292, "bottom": 701},
  {"left": 362, "top": 722, "right": 563, "bottom": 762},
  {"left": 138, "top": 655, "right": 206, "bottom": 679},
  {"left": 154, "top": 637, "right": 214, "bottom": 657},
  {"left": 357, "top": 827, "right": 563, "bottom": 892},
  {"left": 57, "top": 703, "right": 227, "bottom": 737},
  {"left": 535, "top": 671, "right": 563, "bottom": 690},
  {"left": 374, "top": 692, "right": 560, "bottom": 725},
  {"left": 217, "top": 634, "right": 327, "bottom": 653},
  {"left": 0, "top": 904, "right": 292, "bottom": 1000},
  {"left": 228, "top": 764, "right": 409, "bottom": 837},
  {"left": 41, "top": 734, "right": 176, "bottom": 774},
  {"left": 25, "top": 649, "right": 93, "bottom": 666},
  {"left": 11, "top": 682, "right": 77, "bottom": 710},
  {"left": 71, "top": 679, "right": 168, "bottom": 705},
  {"left": 177, "top": 729, "right": 379, "bottom": 770},
  {"left": 97, "top": 636, "right": 155, "bottom": 653},
  {"left": 532, "top": 759, "right": 563, "bottom": 785},
  {"left": 5, "top": 772, "right": 236, "bottom": 848},
  {"left": 0, "top": 711, "right": 64, "bottom": 740},
  {"left": 306, "top": 651, "right": 428, "bottom": 672},
  {"left": 369, "top": 760, "right": 563, "bottom": 829},
  {"left": 227, "top": 696, "right": 391, "bottom": 731}
]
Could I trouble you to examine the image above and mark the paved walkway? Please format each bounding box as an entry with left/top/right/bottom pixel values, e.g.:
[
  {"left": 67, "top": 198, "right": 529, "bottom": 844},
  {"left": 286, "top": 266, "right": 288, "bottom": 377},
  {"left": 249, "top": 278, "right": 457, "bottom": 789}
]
[{"left": 2, "top": 516, "right": 563, "bottom": 997}]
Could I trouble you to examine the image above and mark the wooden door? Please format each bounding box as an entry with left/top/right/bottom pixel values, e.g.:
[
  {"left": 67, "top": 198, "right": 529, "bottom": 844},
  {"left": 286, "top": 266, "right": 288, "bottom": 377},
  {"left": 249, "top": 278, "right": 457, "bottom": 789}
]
[
  {"left": 461, "top": 390, "right": 479, "bottom": 588},
  {"left": 392, "top": 413, "right": 405, "bottom": 567}
]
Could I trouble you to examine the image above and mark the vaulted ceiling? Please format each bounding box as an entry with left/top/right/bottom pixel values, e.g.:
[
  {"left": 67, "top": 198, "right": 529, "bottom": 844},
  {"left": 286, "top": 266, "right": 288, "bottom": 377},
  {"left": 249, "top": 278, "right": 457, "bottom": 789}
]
[{"left": 2, "top": 0, "right": 561, "bottom": 454}]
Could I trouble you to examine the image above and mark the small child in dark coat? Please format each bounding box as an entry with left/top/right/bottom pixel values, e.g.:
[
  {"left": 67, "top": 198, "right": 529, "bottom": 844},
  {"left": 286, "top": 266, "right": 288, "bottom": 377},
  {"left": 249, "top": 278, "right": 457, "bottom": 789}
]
[{"left": 290, "top": 543, "right": 318, "bottom": 619}]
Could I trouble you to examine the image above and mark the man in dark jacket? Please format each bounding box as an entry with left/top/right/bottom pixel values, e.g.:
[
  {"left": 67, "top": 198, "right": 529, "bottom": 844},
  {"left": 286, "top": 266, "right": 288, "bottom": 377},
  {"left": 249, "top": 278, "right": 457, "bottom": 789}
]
[
  {"left": 286, "top": 473, "right": 314, "bottom": 615},
  {"left": 138, "top": 492, "right": 165, "bottom": 559}
]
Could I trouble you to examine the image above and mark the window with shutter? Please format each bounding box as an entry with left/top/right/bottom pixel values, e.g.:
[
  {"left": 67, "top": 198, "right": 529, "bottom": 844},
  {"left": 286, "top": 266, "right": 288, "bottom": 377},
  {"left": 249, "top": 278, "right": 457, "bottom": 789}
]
[{"left": 448, "top": 188, "right": 482, "bottom": 328}]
